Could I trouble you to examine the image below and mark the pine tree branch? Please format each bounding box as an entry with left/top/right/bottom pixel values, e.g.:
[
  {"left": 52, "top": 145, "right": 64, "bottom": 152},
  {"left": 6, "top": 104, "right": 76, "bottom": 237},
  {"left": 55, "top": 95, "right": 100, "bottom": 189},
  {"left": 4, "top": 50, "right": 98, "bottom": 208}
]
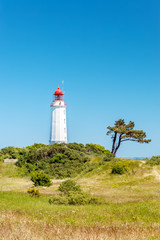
[{"left": 121, "top": 139, "right": 139, "bottom": 142}]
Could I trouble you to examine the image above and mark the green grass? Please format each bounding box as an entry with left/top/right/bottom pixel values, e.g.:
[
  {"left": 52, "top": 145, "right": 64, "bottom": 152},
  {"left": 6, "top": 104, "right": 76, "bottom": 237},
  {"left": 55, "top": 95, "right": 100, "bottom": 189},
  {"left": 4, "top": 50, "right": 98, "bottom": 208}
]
[
  {"left": 0, "top": 162, "right": 21, "bottom": 177},
  {"left": 1, "top": 191, "right": 160, "bottom": 226},
  {"left": 1, "top": 159, "right": 160, "bottom": 239},
  {"left": 76, "top": 159, "right": 160, "bottom": 203}
]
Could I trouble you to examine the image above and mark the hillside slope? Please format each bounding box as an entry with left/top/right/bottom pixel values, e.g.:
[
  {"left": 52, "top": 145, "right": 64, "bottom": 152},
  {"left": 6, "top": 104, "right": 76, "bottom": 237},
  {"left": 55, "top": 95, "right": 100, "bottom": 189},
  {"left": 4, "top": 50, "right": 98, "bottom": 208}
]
[{"left": 1, "top": 144, "right": 160, "bottom": 239}]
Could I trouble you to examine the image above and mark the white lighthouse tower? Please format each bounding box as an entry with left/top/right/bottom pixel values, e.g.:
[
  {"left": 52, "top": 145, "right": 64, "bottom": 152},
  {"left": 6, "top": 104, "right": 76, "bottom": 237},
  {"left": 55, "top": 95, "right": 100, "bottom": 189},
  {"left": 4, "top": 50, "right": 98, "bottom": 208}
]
[{"left": 49, "top": 87, "right": 67, "bottom": 144}]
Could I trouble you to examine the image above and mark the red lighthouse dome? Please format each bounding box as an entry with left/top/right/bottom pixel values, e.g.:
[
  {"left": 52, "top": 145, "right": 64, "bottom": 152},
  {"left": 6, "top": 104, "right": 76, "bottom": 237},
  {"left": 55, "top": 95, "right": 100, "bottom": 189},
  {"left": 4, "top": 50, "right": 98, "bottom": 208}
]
[{"left": 54, "top": 87, "right": 64, "bottom": 95}]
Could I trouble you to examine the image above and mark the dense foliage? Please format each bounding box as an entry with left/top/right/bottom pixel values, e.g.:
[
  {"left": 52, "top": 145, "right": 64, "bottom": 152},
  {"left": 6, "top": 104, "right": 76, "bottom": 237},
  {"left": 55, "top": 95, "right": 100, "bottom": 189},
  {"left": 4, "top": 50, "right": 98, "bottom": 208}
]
[
  {"left": 49, "top": 180, "right": 104, "bottom": 205},
  {"left": 146, "top": 156, "right": 160, "bottom": 166},
  {"left": 0, "top": 146, "right": 22, "bottom": 161},
  {"left": 0, "top": 143, "right": 113, "bottom": 178},
  {"left": 31, "top": 171, "right": 52, "bottom": 186},
  {"left": 111, "top": 161, "right": 130, "bottom": 175},
  {"left": 58, "top": 179, "right": 81, "bottom": 194}
]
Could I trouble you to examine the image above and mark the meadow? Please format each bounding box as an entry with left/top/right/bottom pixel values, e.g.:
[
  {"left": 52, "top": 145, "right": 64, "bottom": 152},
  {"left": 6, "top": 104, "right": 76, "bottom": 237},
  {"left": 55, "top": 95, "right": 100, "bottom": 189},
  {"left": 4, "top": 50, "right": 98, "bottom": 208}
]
[{"left": 0, "top": 144, "right": 160, "bottom": 239}]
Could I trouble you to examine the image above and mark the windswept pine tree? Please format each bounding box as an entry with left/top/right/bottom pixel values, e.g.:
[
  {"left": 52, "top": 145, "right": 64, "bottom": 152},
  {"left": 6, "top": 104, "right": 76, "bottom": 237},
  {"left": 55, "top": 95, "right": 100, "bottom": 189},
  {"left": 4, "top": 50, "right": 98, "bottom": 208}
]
[{"left": 107, "top": 119, "right": 151, "bottom": 156}]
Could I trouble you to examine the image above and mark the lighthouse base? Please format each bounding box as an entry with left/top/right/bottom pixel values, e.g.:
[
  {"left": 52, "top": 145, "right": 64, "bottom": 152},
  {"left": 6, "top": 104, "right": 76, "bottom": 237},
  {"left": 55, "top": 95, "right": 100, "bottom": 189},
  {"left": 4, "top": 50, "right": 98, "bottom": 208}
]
[{"left": 49, "top": 140, "right": 67, "bottom": 145}]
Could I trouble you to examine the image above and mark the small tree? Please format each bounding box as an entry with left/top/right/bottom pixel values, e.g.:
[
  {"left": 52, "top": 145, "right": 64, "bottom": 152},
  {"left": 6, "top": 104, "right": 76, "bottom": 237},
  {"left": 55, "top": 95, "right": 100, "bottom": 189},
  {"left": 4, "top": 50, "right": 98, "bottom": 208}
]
[{"left": 107, "top": 119, "right": 151, "bottom": 156}]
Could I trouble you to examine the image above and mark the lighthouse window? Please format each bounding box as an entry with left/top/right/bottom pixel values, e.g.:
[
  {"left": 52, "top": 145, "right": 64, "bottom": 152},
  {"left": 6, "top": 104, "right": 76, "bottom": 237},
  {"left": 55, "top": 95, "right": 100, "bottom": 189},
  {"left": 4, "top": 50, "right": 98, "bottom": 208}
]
[
  {"left": 64, "top": 119, "right": 66, "bottom": 124},
  {"left": 64, "top": 128, "right": 66, "bottom": 133},
  {"left": 64, "top": 110, "right": 65, "bottom": 114}
]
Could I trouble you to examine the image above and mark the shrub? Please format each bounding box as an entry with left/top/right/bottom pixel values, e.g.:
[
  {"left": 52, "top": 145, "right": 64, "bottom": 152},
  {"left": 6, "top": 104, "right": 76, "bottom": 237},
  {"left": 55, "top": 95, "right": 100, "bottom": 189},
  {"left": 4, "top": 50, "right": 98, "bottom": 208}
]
[
  {"left": 50, "top": 154, "right": 64, "bottom": 163},
  {"left": 0, "top": 146, "right": 22, "bottom": 162},
  {"left": 49, "top": 191, "right": 104, "bottom": 205},
  {"left": 27, "top": 188, "right": 40, "bottom": 197},
  {"left": 67, "top": 191, "right": 90, "bottom": 205},
  {"left": 12, "top": 142, "right": 110, "bottom": 178},
  {"left": 49, "top": 191, "right": 89, "bottom": 205},
  {"left": 49, "top": 194, "right": 69, "bottom": 205},
  {"left": 58, "top": 180, "right": 81, "bottom": 194},
  {"left": 49, "top": 180, "right": 105, "bottom": 205},
  {"left": 103, "top": 152, "right": 114, "bottom": 162},
  {"left": 85, "top": 143, "right": 106, "bottom": 154},
  {"left": 31, "top": 171, "right": 52, "bottom": 186},
  {"left": 111, "top": 161, "right": 130, "bottom": 175},
  {"left": 146, "top": 156, "right": 160, "bottom": 166},
  {"left": 67, "top": 143, "right": 85, "bottom": 152}
]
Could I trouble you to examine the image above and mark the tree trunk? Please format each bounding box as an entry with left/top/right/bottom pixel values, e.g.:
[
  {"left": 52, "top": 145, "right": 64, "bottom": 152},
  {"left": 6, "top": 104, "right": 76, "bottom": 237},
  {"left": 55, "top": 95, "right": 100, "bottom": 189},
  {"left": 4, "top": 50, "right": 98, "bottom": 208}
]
[
  {"left": 113, "top": 134, "right": 122, "bottom": 156},
  {"left": 111, "top": 132, "right": 117, "bottom": 154}
]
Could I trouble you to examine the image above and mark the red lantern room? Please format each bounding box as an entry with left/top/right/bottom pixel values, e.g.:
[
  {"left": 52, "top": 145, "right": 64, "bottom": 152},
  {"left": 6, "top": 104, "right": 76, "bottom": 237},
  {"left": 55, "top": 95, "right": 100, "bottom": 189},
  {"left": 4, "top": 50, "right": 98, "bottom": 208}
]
[{"left": 53, "top": 87, "right": 64, "bottom": 101}]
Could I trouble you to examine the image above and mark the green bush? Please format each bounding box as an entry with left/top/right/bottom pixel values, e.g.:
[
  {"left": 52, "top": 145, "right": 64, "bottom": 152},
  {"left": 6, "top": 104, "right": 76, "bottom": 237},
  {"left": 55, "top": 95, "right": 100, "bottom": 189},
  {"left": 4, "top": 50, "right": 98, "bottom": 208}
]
[
  {"left": 146, "top": 156, "right": 160, "bottom": 166},
  {"left": 49, "top": 180, "right": 105, "bottom": 205},
  {"left": 67, "top": 143, "right": 86, "bottom": 152},
  {"left": 49, "top": 190, "right": 104, "bottom": 205},
  {"left": 0, "top": 146, "right": 22, "bottom": 162},
  {"left": 85, "top": 143, "right": 106, "bottom": 154},
  {"left": 49, "top": 194, "right": 69, "bottom": 205},
  {"left": 49, "top": 191, "right": 89, "bottom": 205},
  {"left": 16, "top": 143, "right": 92, "bottom": 178},
  {"left": 111, "top": 161, "right": 130, "bottom": 175},
  {"left": 50, "top": 154, "right": 64, "bottom": 163},
  {"left": 67, "top": 191, "right": 90, "bottom": 205},
  {"left": 31, "top": 171, "right": 52, "bottom": 186},
  {"left": 103, "top": 152, "right": 114, "bottom": 162},
  {"left": 10, "top": 143, "right": 111, "bottom": 178},
  {"left": 58, "top": 180, "right": 81, "bottom": 194}
]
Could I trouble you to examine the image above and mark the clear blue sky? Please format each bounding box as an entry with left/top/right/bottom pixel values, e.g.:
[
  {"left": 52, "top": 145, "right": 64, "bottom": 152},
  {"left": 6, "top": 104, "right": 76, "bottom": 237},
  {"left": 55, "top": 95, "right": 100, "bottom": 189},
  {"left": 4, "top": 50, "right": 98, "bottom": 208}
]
[{"left": 0, "top": 0, "right": 159, "bottom": 157}]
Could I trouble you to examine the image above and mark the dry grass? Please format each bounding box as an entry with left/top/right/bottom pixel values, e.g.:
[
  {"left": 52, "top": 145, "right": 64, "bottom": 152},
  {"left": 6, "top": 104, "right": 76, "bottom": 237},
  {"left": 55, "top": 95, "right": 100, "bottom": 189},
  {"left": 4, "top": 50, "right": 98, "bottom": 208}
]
[
  {"left": 1, "top": 160, "right": 160, "bottom": 201},
  {"left": 0, "top": 176, "right": 31, "bottom": 192},
  {"left": 0, "top": 162, "right": 65, "bottom": 195},
  {"left": 1, "top": 160, "right": 160, "bottom": 239},
  {"left": 1, "top": 211, "right": 160, "bottom": 240},
  {"left": 77, "top": 161, "right": 160, "bottom": 203}
]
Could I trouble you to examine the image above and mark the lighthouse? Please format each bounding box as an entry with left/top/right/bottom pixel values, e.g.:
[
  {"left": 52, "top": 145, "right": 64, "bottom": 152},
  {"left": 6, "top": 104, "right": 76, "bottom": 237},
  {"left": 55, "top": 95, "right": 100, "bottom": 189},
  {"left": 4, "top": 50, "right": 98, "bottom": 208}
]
[{"left": 49, "top": 87, "right": 67, "bottom": 144}]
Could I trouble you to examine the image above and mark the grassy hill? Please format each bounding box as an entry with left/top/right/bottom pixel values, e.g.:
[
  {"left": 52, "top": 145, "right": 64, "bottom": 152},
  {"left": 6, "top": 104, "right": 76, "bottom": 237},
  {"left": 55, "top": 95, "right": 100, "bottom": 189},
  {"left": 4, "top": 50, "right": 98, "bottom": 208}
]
[{"left": 0, "top": 143, "right": 160, "bottom": 239}]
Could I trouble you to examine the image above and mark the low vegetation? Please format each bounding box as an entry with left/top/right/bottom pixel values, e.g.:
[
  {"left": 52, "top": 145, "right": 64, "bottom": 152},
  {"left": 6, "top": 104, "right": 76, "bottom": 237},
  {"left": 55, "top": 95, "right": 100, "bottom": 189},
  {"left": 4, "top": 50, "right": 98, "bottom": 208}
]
[
  {"left": 146, "top": 155, "right": 160, "bottom": 166},
  {"left": 49, "top": 180, "right": 104, "bottom": 205},
  {"left": 1, "top": 143, "right": 160, "bottom": 239},
  {"left": 31, "top": 171, "right": 52, "bottom": 187},
  {"left": 111, "top": 161, "right": 130, "bottom": 174},
  {"left": 0, "top": 143, "right": 113, "bottom": 178},
  {"left": 27, "top": 188, "right": 40, "bottom": 197}
]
